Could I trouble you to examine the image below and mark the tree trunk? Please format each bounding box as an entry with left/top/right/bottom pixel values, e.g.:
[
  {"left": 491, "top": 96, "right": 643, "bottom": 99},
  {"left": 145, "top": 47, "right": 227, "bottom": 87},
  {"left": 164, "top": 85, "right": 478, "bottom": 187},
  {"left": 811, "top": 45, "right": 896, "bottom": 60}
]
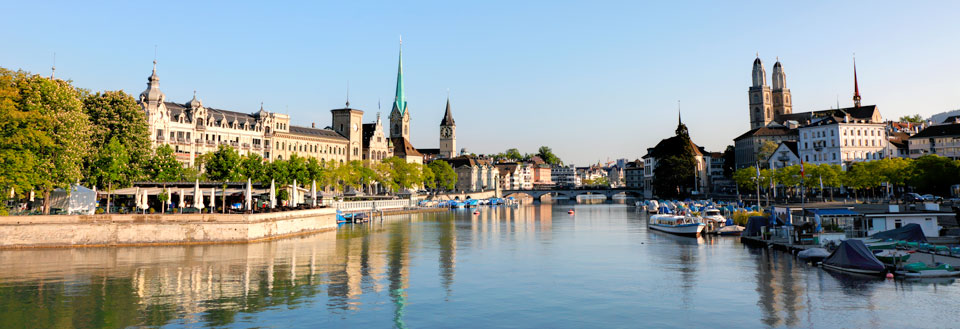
[
  {"left": 42, "top": 190, "right": 51, "bottom": 215},
  {"left": 222, "top": 183, "right": 227, "bottom": 214}
]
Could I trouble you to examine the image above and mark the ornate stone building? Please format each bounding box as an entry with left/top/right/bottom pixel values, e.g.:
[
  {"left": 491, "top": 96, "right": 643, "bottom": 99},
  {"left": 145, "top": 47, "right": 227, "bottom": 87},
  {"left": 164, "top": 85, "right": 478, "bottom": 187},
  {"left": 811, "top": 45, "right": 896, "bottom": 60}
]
[
  {"left": 138, "top": 61, "right": 389, "bottom": 167},
  {"left": 748, "top": 56, "right": 793, "bottom": 129}
]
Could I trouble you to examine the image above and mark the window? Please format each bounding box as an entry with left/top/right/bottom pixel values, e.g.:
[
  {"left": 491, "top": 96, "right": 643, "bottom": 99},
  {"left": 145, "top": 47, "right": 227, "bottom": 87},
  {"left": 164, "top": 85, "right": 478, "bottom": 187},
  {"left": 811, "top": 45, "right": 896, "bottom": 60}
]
[
  {"left": 805, "top": 155, "right": 809, "bottom": 161},
  {"left": 833, "top": 153, "right": 837, "bottom": 160}
]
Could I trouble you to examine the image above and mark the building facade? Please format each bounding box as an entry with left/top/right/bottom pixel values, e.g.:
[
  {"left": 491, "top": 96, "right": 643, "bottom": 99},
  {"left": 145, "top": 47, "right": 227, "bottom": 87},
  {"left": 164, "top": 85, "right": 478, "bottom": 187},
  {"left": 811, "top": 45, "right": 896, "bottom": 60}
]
[
  {"left": 798, "top": 116, "right": 888, "bottom": 168},
  {"left": 908, "top": 123, "right": 960, "bottom": 160}
]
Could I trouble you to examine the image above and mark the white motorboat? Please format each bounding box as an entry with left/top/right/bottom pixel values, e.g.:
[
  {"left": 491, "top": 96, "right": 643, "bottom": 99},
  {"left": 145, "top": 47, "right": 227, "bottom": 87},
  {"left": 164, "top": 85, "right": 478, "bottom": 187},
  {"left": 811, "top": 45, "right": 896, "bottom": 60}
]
[
  {"left": 701, "top": 208, "right": 726, "bottom": 234},
  {"left": 649, "top": 214, "right": 705, "bottom": 236},
  {"left": 647, "top": 200, "right": 660, "bottom": 214}
]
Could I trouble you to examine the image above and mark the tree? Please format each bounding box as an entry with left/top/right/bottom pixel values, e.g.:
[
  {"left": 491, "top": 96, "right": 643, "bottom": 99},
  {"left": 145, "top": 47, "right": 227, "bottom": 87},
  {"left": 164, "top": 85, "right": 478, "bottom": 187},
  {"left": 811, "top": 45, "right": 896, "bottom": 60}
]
[
  {"left": 82, "top": 90, "right": 151, "bottom": 184},
  {"left": 908, "top": 155, "right": 960, "bottom": 195},
  {"left": 756, "top": 140, "right": 779, "bottom": 165},
  {"left": 536, "top": 146, "right": 562, "bottom": 165},
  {"left": 899, "top": 114, "right": 924, "bottom": 123},
  {"left": 502, "top": 148, "right": 523, "bottom": 161},
  {"left": 204, "top": 145, "right": 241, "bottom": 212},
  {"left": 421, "top": 165, "right": 436, "bottom": 190},
  {"left": 238, "top": 153, "right": 267, "bottom": 183},
  {"left": 0, "top": 70, "right": 90, "bottom": 214},
  {"left": 148, "top": 145, "right": 184, "bottom": 182},
  {"left": 383, "top": 157, "right": 421, "bottom": 191},
  {"left": 88, "top": 137, "right": 130, "bottom": 213},
  {"left": 733, "top": 167, "right": 759, "bottom": 192},
  {"left": 722, "top": 145, "right": 736, "bottom": 178},
  {"left": 427, "top": 160, "right": 457, "bottom": 191}
]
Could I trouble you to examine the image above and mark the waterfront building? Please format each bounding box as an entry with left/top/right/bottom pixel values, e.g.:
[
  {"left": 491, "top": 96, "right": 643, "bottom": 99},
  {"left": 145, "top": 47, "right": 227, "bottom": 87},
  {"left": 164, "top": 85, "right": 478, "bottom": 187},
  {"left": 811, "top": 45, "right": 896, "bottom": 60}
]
[
  {"left": 527, "top": 157, "right": 554, "bottom": 189},
  {"left": 798, "top": 114, "right": 888, "bottom": 168},
  {"left": 496, "top": 162, "right": 533, "bottom": 190},
  {"left": 606, "top": 165, "right": 623, "bottom": 188},
  {"left": 642, "top": 116, "right": 709, "bottom": 198},
  {"left": 623, "top": 160, "right": 644, "bottom": 190},
  {"left": 361, "top": 113, "right": 393, "bottom": 161},
  {"left": 551, "top": 165, "right": 578, "bottom": 188},
  {"left": 908, "top": 123, "right": 960, "bottom": 160},
  {"left": 138, "top": 62, "right": 354, "bottom": 166},
  {"left": 446, "top": 155, "right": 499, "bottom": 192}
]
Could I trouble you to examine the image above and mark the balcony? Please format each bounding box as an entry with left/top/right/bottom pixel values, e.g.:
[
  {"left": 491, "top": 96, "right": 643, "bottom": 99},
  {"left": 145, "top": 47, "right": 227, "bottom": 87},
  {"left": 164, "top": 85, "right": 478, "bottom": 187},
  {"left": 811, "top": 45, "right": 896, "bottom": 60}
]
[
  {"left": 206, "top": 140, "right": 215, "bottom": 146},
  {"left": 242, "top": 143, "right": 251, "bottom": 149},
  {"left": 264, "top": 144, "right": 272, "bottom": 150},
  {"left": 253, "top": 144, "right": 262, "bottom": 150},
  {"left": 155, "top": 135, "right": 165, "bottom": 142}
]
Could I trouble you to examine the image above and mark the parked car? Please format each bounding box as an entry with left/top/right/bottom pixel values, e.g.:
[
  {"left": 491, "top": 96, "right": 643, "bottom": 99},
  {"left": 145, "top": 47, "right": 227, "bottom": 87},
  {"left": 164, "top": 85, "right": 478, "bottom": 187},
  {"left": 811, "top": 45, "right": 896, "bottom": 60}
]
[
  {"left": 921, "top": 194, "right": 943, "bottom": 202},
  {"left": 903, "top": 193, "right": 924, "bottom": 203}
]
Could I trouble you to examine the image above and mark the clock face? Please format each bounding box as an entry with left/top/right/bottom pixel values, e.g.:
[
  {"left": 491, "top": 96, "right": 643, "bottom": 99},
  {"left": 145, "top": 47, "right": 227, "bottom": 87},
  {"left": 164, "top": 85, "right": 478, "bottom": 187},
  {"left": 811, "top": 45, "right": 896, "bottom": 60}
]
[
  {"left": 441, "top": 127, "right": 452, "bottom": 138},
  {"left": 353, "top": 123, "right": 358, "bottom": 132}
]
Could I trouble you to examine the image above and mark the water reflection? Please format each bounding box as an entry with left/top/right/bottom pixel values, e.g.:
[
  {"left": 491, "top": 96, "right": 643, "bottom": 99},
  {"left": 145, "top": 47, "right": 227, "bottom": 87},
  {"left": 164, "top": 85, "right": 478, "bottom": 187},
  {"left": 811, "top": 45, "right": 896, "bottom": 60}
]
[{"left": 1, "top": 204, "right": 959, "bottom": 328}]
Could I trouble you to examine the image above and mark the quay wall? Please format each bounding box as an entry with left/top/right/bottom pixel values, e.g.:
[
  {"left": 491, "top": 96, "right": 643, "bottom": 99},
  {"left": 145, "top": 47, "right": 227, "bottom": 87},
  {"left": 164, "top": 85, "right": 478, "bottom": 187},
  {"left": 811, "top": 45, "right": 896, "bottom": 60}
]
[{"left": 0, "top": 208, "right": 339, "bottom": 249}]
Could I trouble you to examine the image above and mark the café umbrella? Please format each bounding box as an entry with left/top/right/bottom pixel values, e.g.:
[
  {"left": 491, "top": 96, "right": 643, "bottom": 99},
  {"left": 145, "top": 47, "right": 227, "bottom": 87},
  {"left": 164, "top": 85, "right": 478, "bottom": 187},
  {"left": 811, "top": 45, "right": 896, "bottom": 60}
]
[
  {"left": 269, "top": 179, "right": 276, "bottom": 209},
  {"left": 246, "top": 178, "right": 253, "bottom": 211},
  {"left": 292, "top": 179, "right": 298, "bottom": 207},
  {"left": 209, "top": 187, "right": 216, "bottom": 212},
  {"left": 311, "top": 180, "right": 318, "bottom": 207},
  {"left": 178, "top": 188, "right": 185, "bottom": 210},
  {"left": 194, "top": 180, "right": 204, "bottom": 211}
]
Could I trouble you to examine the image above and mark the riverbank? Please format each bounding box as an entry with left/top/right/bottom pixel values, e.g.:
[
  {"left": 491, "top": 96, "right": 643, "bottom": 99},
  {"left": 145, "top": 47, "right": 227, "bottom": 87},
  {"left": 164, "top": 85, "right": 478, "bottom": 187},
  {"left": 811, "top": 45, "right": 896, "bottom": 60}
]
[{"left": 0, "top": 205, "right": 447, "bottom": 249}]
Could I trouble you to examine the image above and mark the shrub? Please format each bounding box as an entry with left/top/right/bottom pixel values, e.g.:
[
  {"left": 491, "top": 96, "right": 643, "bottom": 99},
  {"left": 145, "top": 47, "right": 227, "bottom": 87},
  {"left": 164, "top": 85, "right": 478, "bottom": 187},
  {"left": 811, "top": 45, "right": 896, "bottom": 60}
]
[{"left": 731, "top": 210, "right": 767, "bottom": 226}]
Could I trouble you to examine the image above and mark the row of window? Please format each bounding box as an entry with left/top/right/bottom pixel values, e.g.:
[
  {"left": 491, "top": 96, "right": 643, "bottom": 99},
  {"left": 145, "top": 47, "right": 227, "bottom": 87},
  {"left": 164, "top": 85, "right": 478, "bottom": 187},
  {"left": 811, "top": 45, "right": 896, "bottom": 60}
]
[{"left": 804, "top": 151, "right": 884, "bottom": 162}]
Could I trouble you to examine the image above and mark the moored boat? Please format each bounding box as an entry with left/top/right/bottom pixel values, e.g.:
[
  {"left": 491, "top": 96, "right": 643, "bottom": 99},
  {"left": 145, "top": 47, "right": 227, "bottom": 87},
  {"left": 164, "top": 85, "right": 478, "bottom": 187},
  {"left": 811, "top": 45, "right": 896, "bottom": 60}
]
[
  {"left": 797, "top": 248, "right": 831, "bottom": 263},
  {"left": 648, "top": 214, "right": 705, "bottom": 236},
  {"left": 821, "top": 240, "right": 887, "bottom": 276},
  {"left": 701, "top": 208, "right": 726, "bottom": 234},
  {"left": 874, "top": 249, "right": 912, "bottom": 264},
  {"left": 896, "top": 262, "right": 960, "bottom": 278},
  {"left": 647, "top": 200, "right": 660, "bottom": 214},
  {"left": 717, "top": 225, "right": 744, "bottom": 236}
]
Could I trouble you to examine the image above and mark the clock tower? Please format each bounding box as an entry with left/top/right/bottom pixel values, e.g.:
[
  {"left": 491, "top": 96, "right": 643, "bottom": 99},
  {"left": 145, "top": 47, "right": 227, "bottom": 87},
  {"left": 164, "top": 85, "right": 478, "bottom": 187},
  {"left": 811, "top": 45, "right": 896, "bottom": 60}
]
[
  {"left": 439, "top": 97, "right": 456, "bottom": 158},
  {"left": 331, "top": 102, "right": 364, "bottom": 161}
]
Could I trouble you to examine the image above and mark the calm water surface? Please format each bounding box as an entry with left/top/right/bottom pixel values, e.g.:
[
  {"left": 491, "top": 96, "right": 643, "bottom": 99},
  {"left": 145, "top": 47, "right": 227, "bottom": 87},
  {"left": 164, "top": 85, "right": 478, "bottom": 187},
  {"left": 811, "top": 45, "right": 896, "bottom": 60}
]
[{"left": 1, "top": 204, "right": 958, "bottom": 328}]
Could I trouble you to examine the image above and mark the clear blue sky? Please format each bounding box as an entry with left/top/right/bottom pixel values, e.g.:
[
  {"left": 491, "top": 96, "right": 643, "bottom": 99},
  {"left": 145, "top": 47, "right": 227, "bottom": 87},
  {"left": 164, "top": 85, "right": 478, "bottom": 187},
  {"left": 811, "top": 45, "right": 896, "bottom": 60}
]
[{"left": 2, "top": 1, "right": 957, "bottom": 165}]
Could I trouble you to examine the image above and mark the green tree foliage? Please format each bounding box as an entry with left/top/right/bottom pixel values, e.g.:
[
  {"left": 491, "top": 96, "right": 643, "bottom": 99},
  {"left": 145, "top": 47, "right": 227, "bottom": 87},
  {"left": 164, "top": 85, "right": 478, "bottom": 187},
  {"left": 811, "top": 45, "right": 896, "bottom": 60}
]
[
  {"left": 147, "top": 145, "right": 185, "bottom": 182},
  {"left": 898, "top": 114, "right": 924, "bottom": 123},
  {"left": 204, "top": 145, "right": 241, "bottom": 182},
  {"left": 88, "top": 137, "right": 130, "bottom": 213},
  {"left": 502, "top": 148, "right": 523, "bottom": 161},
  {"left": 582, "top": 176, "right": 610, "bottom": 187},
  {"left": 82, "top": 90, "right": 150, "bottom": 183},
  {"left": 427, "top": 160, "right": 457, "bottom": 191},
  {"left": 536, "top": 146, "right": 562, "bottom": 165},
  {"left": 722, "top": 145, "right": 736, "bottom": 178},
  {"left": 0, "top": 69, "right": 90, "bottom": 213},
  {"left": 733, "top": 166, "right": 759, "bottom": 191},
  {"left": 382, "top": 157, "right": 422, "bottom": 190},
  {"left": 908, "top": 155, "right": 960, "bottom": 195},
  {"left": 238, "top": 153, "right": 267, "bottom": 183},
  {"left": 756, "top": 140, "right": 779, "bottom": 165}
]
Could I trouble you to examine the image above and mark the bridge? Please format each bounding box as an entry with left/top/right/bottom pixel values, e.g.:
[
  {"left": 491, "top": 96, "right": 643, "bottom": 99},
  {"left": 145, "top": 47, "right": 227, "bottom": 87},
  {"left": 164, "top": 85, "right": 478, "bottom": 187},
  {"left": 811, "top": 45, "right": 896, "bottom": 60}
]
[{"left": 502, "top": 189, "right": 644, "bottom": 202}]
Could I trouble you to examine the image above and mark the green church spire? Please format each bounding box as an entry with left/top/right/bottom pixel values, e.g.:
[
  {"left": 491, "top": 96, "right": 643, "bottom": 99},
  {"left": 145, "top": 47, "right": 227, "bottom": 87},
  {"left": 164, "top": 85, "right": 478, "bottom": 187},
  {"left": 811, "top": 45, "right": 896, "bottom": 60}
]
[{"left": 392, "top": 38, "right": 407, "bottom": 115}]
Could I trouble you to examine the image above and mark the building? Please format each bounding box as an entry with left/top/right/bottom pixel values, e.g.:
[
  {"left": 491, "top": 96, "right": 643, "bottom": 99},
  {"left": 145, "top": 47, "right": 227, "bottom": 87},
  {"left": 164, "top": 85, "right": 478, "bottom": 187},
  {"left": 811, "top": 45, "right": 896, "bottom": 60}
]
[
  {"left": 607, "top": 165, "right": 623, "bottom": 188},
  {"left": 908, "top": 123, "right": 960, "bottom": 160},
  {"left": 642, "top": 115, "right": 709, "bottom": 198},
  {"left": 496, "top": 162, "right": 532, "bottom": 190},
  {"left": 446, "top": 155, "right": 499, "bottom": 192},
  {"left": 138, "top": 62, "right": 358, "bottom": 167},
  {"left": 798, "top": 114, "right": 888, "bottom": 168},
  {"left": 360, "top": 113, "right": 392, "bottom": 161},
  {"left": 439, "top": 97, "right": 456, "bottom": 159},
  {"left": 387, "top": 41, "right": 422, "bottom": 164},
  {"left": 748, "top": 56, "right": 793, "bottom": 129},
  {"left": 551, "top": 165, "right": 578, "bottom": 188},
  {"left": 623, "top": 160, "right": 644, "bottom": 189},
  {"left": 734, "top": 124, "right": 798, "bottom": 169},
  {"left": 768, "top": 141, "right": 800, "bottom": 169}
]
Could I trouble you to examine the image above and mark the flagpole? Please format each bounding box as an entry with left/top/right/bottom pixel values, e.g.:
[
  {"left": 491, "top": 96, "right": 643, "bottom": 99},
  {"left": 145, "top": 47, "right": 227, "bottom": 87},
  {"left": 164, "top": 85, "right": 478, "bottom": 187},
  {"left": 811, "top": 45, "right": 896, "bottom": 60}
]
[{"left": 755, "top": 162, "right": 761, "bottom": 210}]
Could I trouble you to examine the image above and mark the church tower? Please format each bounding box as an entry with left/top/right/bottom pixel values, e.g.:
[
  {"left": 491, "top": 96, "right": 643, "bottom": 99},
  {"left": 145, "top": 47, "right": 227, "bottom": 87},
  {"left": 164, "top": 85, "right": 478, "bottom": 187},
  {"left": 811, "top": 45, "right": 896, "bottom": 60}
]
[
  {"left": 748, "top": 55, "right": 773, "bottom": 129},
  {"left": 389, "top": 39, "right": 411, "bottom": 141},
  {"left": 139, "top": 60, "right": 169, "bottom": 143},
  {"left": 439, "top": 96, "right": 456, "bottom": 158},
  {"left": 771, "top": 58, "right": 792, "bottom": 119}
]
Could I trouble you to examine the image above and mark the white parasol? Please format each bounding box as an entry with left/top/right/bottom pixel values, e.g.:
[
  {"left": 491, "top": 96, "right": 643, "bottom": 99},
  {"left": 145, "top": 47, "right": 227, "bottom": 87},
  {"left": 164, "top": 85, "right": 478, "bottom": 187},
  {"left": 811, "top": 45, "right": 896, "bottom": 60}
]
[
  {"left": 246, "top": 178, "right": 253, "bottom": 211},
  {"left": 291, "top": 179, "right": 298, "bottom": 207},
  {"left": 270, "top": 179, "right": 276, "bottom": 209},
  {"left": 178, "top": 188, "right": 185, "bottom": 209},
  {"left": 311, "top": 180, "right": 318, "bottom": 207},
  {"left": 209, "top": 187, "right": 216, "bottom": 212},
  {"left": 194, "top": 180, "right": 204, "bottom": 210}
]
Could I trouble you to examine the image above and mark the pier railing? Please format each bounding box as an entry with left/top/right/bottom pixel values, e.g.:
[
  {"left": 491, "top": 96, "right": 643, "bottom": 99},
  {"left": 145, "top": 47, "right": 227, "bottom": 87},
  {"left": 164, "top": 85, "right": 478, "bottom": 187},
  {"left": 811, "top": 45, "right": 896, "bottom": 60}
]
[{"left": 334, "top": 199, "right": 415, "bottom": 211}]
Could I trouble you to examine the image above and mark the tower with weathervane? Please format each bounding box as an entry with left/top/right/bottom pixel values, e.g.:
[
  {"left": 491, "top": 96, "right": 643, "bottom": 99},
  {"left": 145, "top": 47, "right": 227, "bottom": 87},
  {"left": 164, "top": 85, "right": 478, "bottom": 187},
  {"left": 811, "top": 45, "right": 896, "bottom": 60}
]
[{"left": 439, "top": 97, "right": 456, "bottom": 158}]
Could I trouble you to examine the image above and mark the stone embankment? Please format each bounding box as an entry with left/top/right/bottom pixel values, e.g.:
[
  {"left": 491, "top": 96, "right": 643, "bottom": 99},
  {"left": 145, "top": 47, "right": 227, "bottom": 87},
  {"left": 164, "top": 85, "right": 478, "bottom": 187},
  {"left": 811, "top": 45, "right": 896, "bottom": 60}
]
[{"left": 0, "top": 208, "right": 339, "bottom": 249}]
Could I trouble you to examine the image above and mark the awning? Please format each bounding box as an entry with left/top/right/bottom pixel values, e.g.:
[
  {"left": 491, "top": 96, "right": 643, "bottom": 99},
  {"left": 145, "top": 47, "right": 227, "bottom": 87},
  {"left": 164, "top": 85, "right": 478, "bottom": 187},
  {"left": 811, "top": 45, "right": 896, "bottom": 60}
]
[{"left": 806, "top": 208, "right": 860, "bottom": 216}]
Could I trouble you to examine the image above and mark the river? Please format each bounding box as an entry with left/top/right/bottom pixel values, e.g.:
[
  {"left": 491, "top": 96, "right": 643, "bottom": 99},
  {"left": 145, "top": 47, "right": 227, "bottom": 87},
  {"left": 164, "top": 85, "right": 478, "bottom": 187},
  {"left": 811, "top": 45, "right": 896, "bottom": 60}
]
[{"left": 0, "top": 203, "right": 957, "bottom": 328}]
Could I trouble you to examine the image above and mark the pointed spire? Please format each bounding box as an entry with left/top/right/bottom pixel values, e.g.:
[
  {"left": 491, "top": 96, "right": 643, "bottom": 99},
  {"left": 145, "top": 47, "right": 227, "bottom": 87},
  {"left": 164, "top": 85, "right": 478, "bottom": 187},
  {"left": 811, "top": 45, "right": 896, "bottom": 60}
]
[
  {"left": 392, "top": 37, "right": 407, "bottom": 115},
  {"left": 677, "top": 100, "right": 682, "bottom": 125},
  {"left": 345, "top": 80, "right": 350, "bottom": 108},
  {"left": 441, "top": 94, "right": 455, "bottom": 126},
  {"left": 140, "top": 59, "right": 164, "bottom": 103},
  {"left": 853, "top": 54, "right": 861, "bottom": 108}
]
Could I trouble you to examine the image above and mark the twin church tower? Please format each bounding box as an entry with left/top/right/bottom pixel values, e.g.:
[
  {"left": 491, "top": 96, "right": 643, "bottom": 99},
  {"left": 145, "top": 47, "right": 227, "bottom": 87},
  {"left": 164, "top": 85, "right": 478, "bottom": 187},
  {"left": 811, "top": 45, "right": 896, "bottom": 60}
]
[{"left": 748, "top": 55, "right": 793, "bottom": 129}]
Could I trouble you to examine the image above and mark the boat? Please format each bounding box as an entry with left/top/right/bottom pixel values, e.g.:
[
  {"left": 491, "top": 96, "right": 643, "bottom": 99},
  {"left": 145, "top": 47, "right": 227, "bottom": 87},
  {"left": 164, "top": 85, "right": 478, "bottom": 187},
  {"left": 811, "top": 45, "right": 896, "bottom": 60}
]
[
  {"left": 821, "top": 240, "right": 887, "bottom": 276},
  {"left": 647, "top": 200, "right": 660, "bottom": 214},
  {"left": 567, "top": 209, "right": 575, "bottom": 215},
  {"left": 717, "top": 225, "right": 744, "bottom": 236},
  {"left": 648, "top": 214, "right": 705, "bottom": 236},
  {"left": 701, "top": 208, "right": 726, "bottom": 234},
  {"left": 896, "top": 262, "right": 960, "bottom": 278},
  {"left": 797, "top": 248, "right": 831, "bottom": 263},
  {"left": 874, "top": 249, "right": 912, "bottom": 264},
  {"left": 862, "top": 239, "right": 898, "bottom": 250}
]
